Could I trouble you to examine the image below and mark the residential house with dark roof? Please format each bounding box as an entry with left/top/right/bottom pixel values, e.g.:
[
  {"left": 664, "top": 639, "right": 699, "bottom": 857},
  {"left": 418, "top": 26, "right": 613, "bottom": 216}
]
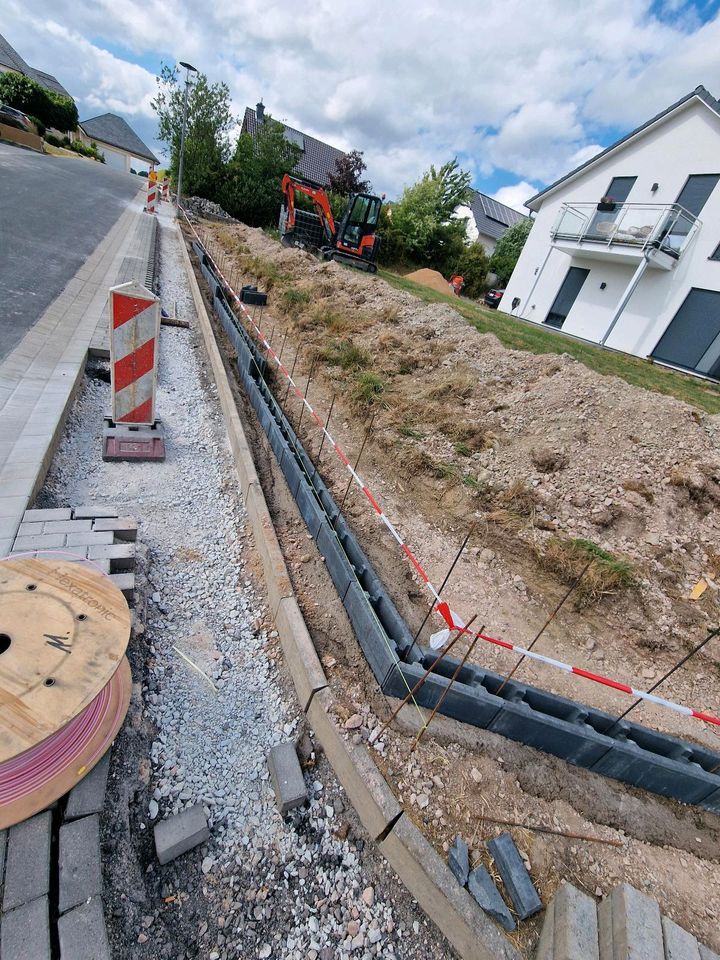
[
  {"left": 0, "top": 32, "right": 72, "bottom": 100},
  {"left": 456, "top": 190, "right": 531, "bottom": 255},
  {"left": 241, "top": 102, "right": 346, "bottom": 186},
  {"left": 79, "top": 114, "right": 159, "bottom": 173},
  {"left": 500, "top": 85, "right": 720, "bottom": 380}
]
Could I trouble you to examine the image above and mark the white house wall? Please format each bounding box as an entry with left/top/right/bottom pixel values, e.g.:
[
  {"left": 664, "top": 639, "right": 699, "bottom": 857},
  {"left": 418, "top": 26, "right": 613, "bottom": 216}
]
[
  {"left": 455, "top": 205, "right": 498, "bottom": 256},
  {"left": 500, "top": 99, "right": 720, "bottom": 358}
]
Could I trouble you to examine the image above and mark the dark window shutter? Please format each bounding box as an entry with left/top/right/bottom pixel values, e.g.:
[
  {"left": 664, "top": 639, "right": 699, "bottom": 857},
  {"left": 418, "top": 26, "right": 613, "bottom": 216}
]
[{"left": 675, "top": 175, "right": 720, "bottom": 216}]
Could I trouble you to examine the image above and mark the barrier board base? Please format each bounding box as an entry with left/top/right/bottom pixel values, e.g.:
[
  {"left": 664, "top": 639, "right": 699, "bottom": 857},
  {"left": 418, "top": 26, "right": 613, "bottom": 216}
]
[{"left": 102, "top": 418, "right": 166, "bottom": 462}]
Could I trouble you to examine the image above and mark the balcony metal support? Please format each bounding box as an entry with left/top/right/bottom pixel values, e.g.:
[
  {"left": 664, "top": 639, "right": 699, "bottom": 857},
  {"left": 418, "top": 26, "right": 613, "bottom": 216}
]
[{"left": 599, "top": 251, "right": 651, "bottom": 347}]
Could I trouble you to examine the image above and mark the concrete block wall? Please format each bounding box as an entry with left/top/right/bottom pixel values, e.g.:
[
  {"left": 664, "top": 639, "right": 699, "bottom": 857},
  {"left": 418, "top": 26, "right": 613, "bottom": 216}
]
[
  {"left": 536, "top": 882, "right": 719, "bottom": 960},
  {"left": 198, "top": 244, "right": 720, "bottom": 815}
]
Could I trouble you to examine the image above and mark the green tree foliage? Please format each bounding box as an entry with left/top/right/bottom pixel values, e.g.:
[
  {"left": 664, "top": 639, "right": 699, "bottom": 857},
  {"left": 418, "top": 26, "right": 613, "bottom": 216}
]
[
  {"left": 379, "top": 159, "right": 472, "bottom": 273},
  {"left": 217, "top": 116, "right": 301, "bottom": 227},
  {"left": 448, "top": 242, "right": 490, "bottom": 299},
  {"left": 0, "top": 72, "right": 78, "bottom": 132},
  {"left": 152, "top": 64, "right": 233, "bottom": 198},
  {"left": 489, "top": 218, "right": 533, "bottom": 285},
  {"left": 328, "top": 150, "right": 370, "bottom": 196}
]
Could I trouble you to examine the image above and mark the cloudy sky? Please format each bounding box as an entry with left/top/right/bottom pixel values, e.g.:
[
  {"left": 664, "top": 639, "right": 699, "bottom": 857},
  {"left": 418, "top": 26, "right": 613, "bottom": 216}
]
[{"left": 3, "top": 0, "right": 720, "bottom": 208}]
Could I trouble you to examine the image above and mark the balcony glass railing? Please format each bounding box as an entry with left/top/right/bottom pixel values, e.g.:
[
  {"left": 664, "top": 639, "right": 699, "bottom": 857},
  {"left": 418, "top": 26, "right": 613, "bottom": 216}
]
[{"left": 550, "top": 202, "right": 701, "bottom": 260}]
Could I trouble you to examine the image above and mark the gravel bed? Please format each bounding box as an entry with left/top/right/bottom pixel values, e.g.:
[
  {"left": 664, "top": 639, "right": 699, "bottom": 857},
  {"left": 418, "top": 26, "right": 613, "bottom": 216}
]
[{"left": 36, "top": 210, "right": 453, "bottom": 960}]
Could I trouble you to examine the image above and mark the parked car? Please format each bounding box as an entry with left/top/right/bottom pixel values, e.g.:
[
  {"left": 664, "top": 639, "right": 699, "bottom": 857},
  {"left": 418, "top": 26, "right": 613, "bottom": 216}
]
[
  {"left": 483, "top": 288, "right": 505, "bottom": 309},
  {"left": 0, "top": 104, "right": 32, "bottom": 131}
]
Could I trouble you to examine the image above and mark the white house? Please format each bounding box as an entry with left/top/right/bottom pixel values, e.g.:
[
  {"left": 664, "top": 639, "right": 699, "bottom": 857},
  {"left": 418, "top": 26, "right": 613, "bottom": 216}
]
[
  {"left": 500, "top": 85, "right": 720, "bottom": 381},
  {"left": 78, "top": 114, "right": 158, "bottom": 174},
  {"left": 455, "top": 190, "right": 530, "bottom": 255}
]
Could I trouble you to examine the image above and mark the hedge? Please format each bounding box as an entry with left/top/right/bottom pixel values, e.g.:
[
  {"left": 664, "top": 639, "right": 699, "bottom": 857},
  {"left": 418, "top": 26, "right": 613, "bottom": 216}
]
[{"left": 0, "top": 72, "right": 78, "bottom": 133}]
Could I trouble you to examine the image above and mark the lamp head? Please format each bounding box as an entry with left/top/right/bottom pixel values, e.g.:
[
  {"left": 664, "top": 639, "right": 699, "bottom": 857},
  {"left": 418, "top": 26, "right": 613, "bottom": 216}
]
[{"left": 179, "top": 61, "right": 198, "bottom": 73}]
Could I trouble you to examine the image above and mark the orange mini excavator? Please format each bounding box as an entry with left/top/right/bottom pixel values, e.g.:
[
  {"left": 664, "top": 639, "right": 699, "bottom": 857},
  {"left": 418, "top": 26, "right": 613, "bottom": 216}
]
[{"left": 280, "top": 173, "right": 383, "bottom": 273}]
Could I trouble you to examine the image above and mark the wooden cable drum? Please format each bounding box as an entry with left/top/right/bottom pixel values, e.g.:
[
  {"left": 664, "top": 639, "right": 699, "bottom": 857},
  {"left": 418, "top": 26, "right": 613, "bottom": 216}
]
[
  {"left": 0, "top": 656, "right": 132, "bottom": 829},
  {"left": 0, "top": 558, "right": 131, "bottom": 763}
]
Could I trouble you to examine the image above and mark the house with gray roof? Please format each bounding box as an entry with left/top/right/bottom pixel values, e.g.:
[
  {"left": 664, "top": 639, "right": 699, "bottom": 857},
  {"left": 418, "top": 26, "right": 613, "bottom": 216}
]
[
  {"left": 0, "top": 32, "right": 72, "bottom": 100},
  {"left": 455, "top": 190, "right": 531, "bottom": 255},
  {"left": 241, "top": 102, "right": 346, "bottom": 186},
  {"left": 79, "top": 113, "right": 159, "bottom": 173}
]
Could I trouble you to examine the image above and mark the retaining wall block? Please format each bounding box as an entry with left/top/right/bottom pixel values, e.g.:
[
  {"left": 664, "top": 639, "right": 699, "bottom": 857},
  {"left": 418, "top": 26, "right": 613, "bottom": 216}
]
[
  {"left": 701, "top": 787, "right": 720, "bottom": 814},
  {"left": 467, "top": 865, "right": 516, "bottom": 932},
  {"left": 385, "top": 661, "right": 501, "bottom": 730},
  {"left": 274, "top": 596, "right": 328, "bottom": 712},
  {"left": 486, "top": 832, "right": 542, "bottom": 921},
  {"left": 598, "top": 883, "right": 664, "bottom": 960},
  {"left": 296, "top": 483, "right": 325, "bottom": 540},
  {"left": 316, "top": 521, "right": 355, "bottom": 601},
  {"left": 343, "top": 581, "right": 401, "bottom": 686},
  {"left": 662, "top": 916, "right": 701, "bottom": 960},
  {"left": 553, "top": 882, "right": 599, "bottom": 960}
]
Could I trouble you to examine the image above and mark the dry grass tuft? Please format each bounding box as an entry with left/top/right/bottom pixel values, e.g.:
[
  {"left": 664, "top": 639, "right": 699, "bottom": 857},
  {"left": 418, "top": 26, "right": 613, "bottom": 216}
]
[
  {"left": 495, "top": 479, "right": 538, "bottom": 517},
  {"left": 537, "top": 537, "right": 636, "bottom": 607},
  {"left": 531, "top": 447, "right": 569, "bottom": 473},
  {"left": 428, "top": 372, "right": 476, "bottom": 401},
  {"left": 622, "top": 478, "right": 654, "bottom": 503}
]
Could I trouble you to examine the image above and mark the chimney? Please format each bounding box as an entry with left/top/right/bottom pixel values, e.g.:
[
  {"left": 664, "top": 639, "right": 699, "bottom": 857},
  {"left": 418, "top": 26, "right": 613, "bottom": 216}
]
[{"left": 256, "top": 101, "right": 265, "bottom": 124}]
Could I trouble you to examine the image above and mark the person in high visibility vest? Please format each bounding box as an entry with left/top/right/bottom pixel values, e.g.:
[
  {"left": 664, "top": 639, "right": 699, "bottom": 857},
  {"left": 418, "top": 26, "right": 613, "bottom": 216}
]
[
  {"left": 148, "top": 168, "right": 158, "bottom": 183},
  {"left": 450, "top": 275, "right": 464, "bottom": 296}
]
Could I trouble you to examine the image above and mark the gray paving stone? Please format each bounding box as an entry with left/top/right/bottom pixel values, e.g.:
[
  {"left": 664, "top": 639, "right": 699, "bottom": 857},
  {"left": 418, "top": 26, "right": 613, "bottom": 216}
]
[
  {"left": 554, "top": 883, "right": 598, "bottom": 960},
  {"left": 535, "top": 898, "right": 555, "bottom": 960},
  {"left": 65, "top": 752, "right": 111, "bottom": 820},
  {"left": 154, "top": 804, "right": 209, "bottom": 865},
  {"left": 109, "top": 572, "right": 135, "bottom": 599},
  {"left": 42, "top": 519, "right": 93, "bottom": 534},
  {"left": 57, "top": 898, "right": 111, "bottom": 960},
  {"left": 16, "top": 521, "right": 44, "bottom": 536},
  {"left": 467, "top": 864, "right": 515, "bottom": 931},
  {"left": 2, "top": 812, "right": 51, "bottom": 912},
  {"left": 87, "top": 542, "right": 136, "bottom": 570},
  {"left": 267, "top": 741, "right": 308, "bottom": 814},
  {"left": 447, "top": 835, "right": 469, "bottom": 886},
  {"left": 487, "top": 832, "right": 542, "bottom": 921},
  {"left": 662, "top": 917, "right": 701, "bottom": 960},
  {"left": 13, "top": 533, "right": 66, "bottom": 550},
  {"left": 598, "top": 883, "right": 663, "bottom": 960},
  {"left": 58, "top": 815, "right": 103, "bottom": 914},
  {"left": 0, "top": 895, "right": 51, "bottom": 960},
  {"left": 65, "top": 531, "right": 114, "bottom": 547},
  {"left": 699, "top": 945, "right": 720, "bottom": 960},
  {"left": 73, "top": 506, "right": 119, "bottom": 519},
  {"left": 0, "top": 830, "right": 6, "bottom": 900},
  {"left": 23, "top": 508, "right": 71, "bottom": 522},
  {"left": 92, "top": 517, "right": 137, "bottom": 541}
]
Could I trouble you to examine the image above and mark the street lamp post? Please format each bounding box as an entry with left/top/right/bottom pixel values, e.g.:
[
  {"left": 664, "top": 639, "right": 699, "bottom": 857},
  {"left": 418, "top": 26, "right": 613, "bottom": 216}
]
[{"left": 175, "top": 60, "right": 198, "bottom": 207}]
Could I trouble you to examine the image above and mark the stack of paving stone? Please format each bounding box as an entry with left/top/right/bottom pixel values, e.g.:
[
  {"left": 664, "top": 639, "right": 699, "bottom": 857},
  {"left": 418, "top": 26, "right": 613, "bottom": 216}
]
[
  {"left": 10, "top": 506, "right": 137, "bottom": 601},
  {"left": 0, "top": 755, "right": 113, "bottom": 959},
  {"left": 536, "top": 881, "right": 720, "bottom": 960}
]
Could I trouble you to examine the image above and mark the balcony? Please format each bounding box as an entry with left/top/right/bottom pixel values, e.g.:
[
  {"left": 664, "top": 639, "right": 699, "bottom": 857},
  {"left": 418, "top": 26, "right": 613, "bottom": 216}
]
[{"left": 550, "top": 202, "right": 702, "bottom": 270}]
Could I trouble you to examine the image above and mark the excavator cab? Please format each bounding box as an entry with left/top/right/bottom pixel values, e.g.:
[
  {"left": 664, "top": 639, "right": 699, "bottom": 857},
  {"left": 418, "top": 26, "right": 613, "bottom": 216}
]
[{"left": 280, "top": 174, "right": 383, "bottom": 272}]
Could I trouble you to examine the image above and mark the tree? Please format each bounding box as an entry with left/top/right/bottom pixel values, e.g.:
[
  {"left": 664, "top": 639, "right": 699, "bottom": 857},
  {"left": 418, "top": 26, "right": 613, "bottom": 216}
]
[
  {"left": 152, "top": 64, "right": 233, "bottom": 199},
  {"left": 449, "top": 242, "right": 490, "bottom": 299},
  {"left": 217, "top": 115, "right": 301, "bottom": 227},
  {"left": 328, "top": 150, "right": 370, "bottom": 196},
  {"left": 489, "top": 218, "right": 533, "bottom": 285},
  {"left": 0, "top": 72, "right": 77, "bottom": 132},
  {"left": 379, "top": 159, "right": 473, "bottom": 271}
]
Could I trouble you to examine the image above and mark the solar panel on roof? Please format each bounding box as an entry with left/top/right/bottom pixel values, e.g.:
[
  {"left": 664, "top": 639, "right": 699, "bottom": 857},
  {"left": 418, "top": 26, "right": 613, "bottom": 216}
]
[{"left": 284, "top": 129, "right": 305, "bottom": 151}]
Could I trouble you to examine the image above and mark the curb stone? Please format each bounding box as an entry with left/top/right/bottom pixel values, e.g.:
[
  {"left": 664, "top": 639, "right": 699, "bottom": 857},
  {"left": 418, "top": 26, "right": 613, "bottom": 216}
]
[{"left": 180, "top": 231, "right": 522, "bottom": 960}]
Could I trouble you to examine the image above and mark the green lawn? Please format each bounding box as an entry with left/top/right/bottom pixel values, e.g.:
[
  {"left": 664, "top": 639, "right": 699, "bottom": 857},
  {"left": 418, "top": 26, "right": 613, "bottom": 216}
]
[{"left": 379, "top": 270, "right": 720, "bottom": 414}]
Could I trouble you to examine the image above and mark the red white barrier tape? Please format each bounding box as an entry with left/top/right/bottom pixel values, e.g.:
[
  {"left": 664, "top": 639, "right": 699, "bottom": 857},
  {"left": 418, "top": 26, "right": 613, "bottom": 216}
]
[{"left": 180, "top": 210, "right": 720, "bottom": 730}]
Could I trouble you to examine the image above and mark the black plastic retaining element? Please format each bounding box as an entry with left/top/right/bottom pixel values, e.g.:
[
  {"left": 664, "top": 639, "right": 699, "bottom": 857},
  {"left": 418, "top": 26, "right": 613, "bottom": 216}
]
[
  {"left": 386, "top": 652, "right": 720, "bottom": 809},
  {"left": 193, "top": 243, "right": 720, "bottom": 813}
]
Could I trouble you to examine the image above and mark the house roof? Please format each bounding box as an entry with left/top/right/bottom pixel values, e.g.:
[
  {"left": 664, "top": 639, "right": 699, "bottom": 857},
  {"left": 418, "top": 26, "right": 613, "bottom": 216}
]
[
  {"left": 0, "top": 32, "right": 72, "bottom": 100},
  {"left": 468, "top": 190, "right": 530, "bottom": 241},
  {"left": 241, "top": 106, "right": 346, "bottom": 186},
  {"left": 80, "top": 113, "right": 159, "bottom": 165},
  {"left": 527, "top": 85, "right": 720, "bottom": 211}
]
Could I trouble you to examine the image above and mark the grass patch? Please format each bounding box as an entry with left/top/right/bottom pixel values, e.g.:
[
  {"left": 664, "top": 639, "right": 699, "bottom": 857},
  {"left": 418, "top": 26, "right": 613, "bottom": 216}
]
[
  {"left": 349, "top": 372, "right": 387, "bottom": 412},
  {"left": 242, "top": 255, "right": 290, "bottom": 290},
  {"left": 538, "top": 536, "right": 636, "bottom": 607},
  {"left": 318, "top": 339, "right": 370, "bottom": 371},
  {"left": 280, "top": 287, "right": 311, "bottom": 312},
  {"left": 380, "top": 270, "right": 720, "bottom": 414},
  {"left": 428, "top": 372, "right": 476, "bottom": 401}
]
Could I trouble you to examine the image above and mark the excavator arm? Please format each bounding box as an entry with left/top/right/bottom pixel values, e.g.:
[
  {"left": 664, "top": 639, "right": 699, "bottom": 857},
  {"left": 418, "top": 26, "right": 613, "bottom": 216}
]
[{"left": 281, "top": 174, "right": 336, "bottom": 246}]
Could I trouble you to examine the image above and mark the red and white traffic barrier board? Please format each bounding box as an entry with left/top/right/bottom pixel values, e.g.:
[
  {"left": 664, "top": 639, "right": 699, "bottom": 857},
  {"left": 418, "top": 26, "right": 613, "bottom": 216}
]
[
  {"left": 109, "top": 280, "right": 160, "bottom": 425},
  {"left": 103, "top": 280, "right": 165, "bottom": 461},
  {"left": 146, "top": 180, "right": 157, "bottom": 214}
]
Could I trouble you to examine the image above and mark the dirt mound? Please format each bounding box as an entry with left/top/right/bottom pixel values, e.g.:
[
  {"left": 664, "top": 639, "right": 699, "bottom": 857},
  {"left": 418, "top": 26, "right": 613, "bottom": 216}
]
[{"left": 404, "top": 267, "right": 451, "bottom": 295}]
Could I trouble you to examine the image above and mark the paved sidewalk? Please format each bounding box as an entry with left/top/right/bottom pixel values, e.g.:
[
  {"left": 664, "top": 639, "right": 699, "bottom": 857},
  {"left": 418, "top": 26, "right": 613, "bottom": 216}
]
[{"left": 0, "top": 190, "right": 153, "bottom": 556}]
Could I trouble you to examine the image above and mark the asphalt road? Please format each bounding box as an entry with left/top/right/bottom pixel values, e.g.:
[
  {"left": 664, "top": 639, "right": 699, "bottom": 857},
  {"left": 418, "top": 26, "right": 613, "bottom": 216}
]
[{"left": 0, "top": 143, "right": 142, "bottom": 361}]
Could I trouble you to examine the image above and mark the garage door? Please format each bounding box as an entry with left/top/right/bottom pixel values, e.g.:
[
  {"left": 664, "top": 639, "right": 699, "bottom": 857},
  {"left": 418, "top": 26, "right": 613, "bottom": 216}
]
[{"left": 651, "top": 288, "right": 720, "bottom": 379}]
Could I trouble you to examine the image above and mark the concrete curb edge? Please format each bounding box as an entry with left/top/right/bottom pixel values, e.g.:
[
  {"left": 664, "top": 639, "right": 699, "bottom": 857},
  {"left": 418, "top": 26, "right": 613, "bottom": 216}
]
[{"left": 178, "top": 230, "right": 519, "bottom": 960}]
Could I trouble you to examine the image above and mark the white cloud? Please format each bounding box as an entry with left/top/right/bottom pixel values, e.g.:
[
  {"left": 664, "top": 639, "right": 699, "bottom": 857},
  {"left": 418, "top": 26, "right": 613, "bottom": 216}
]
[
  {"left": 3, "top": 0, "right": 720, "bottom": 194},
  {"left": 491, "top": 181, "right": 539, "bottom": 213}
]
